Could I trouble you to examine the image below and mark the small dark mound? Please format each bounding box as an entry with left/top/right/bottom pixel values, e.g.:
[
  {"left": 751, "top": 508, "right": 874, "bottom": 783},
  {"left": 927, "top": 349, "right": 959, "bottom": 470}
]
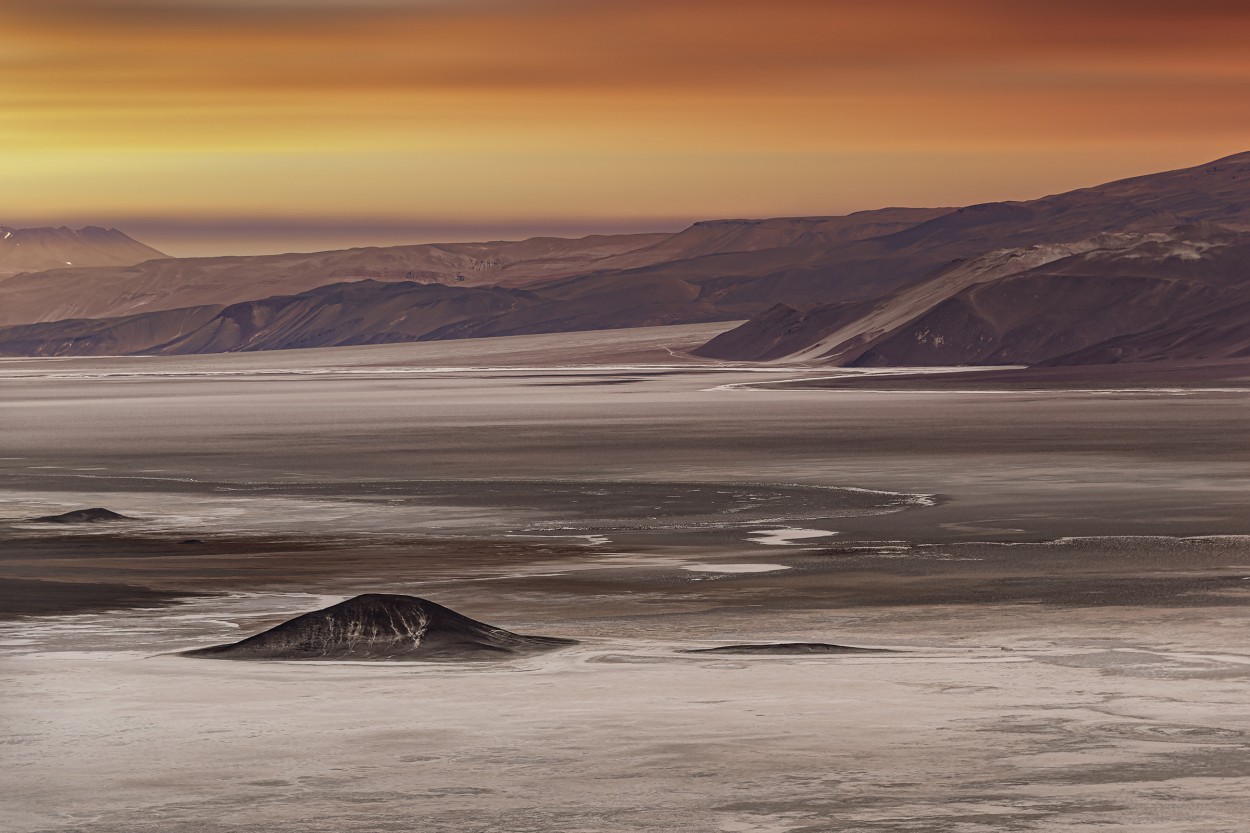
[
  {"left": 181, "top": 593, "right": 577, "bottom": 662},
  {"left": 681, "top": 642, "right": 894, "bottom": 655},
  {"left": 30, "top": 507, "right": 133, "bottom": 524}
]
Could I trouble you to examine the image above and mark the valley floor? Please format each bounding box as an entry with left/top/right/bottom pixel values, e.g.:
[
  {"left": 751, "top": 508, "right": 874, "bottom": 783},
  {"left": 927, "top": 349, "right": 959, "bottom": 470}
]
[{"left": 2, "top": 323, "right": 1248, "bottom": 833}]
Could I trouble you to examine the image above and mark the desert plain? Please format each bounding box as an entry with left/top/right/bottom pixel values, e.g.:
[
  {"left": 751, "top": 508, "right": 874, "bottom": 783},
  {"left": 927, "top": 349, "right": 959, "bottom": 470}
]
[{"left": 2, "top": 322, "right": 1249, "bottom": 833}]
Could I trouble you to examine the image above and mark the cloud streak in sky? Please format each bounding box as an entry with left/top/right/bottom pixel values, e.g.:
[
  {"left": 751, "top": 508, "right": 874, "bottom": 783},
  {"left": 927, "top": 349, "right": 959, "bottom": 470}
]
[{"left": 3, "top": 0, "right": 1249, "bottom": 253}]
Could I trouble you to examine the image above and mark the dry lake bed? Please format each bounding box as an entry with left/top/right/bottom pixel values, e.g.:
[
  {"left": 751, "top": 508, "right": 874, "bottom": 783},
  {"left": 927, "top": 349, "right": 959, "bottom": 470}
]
[{"left": 3, "top": 323, "right": 1249, "bottom": 832}]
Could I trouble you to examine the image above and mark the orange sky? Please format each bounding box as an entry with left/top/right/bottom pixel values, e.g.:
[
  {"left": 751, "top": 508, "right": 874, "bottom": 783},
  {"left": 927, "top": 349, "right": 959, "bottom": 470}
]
[{"left": 3, "top": 0, "right": 1250, "bottom": 254}]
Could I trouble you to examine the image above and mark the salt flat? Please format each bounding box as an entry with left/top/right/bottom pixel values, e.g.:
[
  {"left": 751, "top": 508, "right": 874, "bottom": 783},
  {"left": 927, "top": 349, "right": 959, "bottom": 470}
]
[{"left": 2, "top": 324, "right": 1249, "bottom": 832}]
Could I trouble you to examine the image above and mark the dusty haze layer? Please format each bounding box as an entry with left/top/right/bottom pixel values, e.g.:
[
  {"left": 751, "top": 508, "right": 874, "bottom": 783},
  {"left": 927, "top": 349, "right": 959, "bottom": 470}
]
[{"left": 2, "top": 324, "right": 1249, "bottom": 833}]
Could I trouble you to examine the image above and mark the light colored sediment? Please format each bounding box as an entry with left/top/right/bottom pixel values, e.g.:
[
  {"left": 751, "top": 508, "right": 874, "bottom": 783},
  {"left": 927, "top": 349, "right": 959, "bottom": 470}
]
[{"left": 2, "top": 328, "right": 1248, "bottom": 832}]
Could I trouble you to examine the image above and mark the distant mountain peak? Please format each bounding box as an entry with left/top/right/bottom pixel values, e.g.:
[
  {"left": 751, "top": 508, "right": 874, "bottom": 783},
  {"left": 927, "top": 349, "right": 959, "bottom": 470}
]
[{"left": 0, "top": 225, "right": 167, "bottom": 276}]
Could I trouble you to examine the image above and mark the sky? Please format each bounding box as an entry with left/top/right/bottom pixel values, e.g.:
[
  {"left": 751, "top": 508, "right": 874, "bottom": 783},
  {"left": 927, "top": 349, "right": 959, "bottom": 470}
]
[{"left": 3, "top": 0, "right": 1250, "bottom": 255}]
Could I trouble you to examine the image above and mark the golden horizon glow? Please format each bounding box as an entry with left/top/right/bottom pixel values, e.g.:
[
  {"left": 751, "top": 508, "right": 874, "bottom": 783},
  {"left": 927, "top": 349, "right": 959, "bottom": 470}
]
[{"left": 3, "top": 0, "right": 1250, "bottom": 254}]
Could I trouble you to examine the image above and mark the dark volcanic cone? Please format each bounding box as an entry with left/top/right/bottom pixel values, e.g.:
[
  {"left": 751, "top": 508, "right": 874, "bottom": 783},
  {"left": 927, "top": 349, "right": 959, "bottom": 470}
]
[
  {"left": 681, "top": 643, "right": 894, "bottom": 655},
  {"left": 181, "top": 593, "right": 577, "bottom": 661},
  {"left": 31, "top": 507, "right": 133, "bottom": 524}
]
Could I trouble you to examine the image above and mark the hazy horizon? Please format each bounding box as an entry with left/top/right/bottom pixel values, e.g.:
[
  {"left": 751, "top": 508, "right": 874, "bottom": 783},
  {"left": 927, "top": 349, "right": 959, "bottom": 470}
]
[
  {"left": 6, "top": 0, "right": 1250, "bottom": 255},
  {"left": 0, "top": 215, "right": 698, "bottom": 258},
  {"left": 9, "top": 147, "right": 1250, "bottom": 257}
]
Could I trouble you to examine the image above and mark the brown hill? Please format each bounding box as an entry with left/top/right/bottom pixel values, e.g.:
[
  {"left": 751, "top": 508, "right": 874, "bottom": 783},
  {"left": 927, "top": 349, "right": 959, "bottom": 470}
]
[
  {"left": 697, "top": 152, "right": 1250, "bottom": 363},
  {"left": 0, "top": 232, "right": 662, "bottom": 327},
  {"left": 855, "top": 226, "right": 1250, "bottom": 367},
  {"left": 0, "top": 305, "right": 221, "bottom": 357},
  {"left": 181, "top": 594, "right": 576, "bottom": 661},
  {"left": 702, "top": 224, "right": 1250, "bottom": 367},
  {"left": 0, "top": 275, "right": 755, "bottom": 356},
  {"left": 30, "top": 508, "right": 134, "bottom": 524},
  {"left": 0, "top": 209, "right": 947, "bottom": 329},
  {"left": 696, "top": 233, "right": 1153, "bottom": 362}
]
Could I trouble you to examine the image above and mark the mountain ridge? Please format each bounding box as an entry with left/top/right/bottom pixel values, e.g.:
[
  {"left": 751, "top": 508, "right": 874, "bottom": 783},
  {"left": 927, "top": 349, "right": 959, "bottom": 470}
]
[
  {"left": 0, "top": 208, "right": 949, "bottom": 328},
  {"left": 5, "top": 152, "right": 1250, "bottom": 364},
  {"left": 700, "top": 223, "right": 1250, "bottom": 367}
]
